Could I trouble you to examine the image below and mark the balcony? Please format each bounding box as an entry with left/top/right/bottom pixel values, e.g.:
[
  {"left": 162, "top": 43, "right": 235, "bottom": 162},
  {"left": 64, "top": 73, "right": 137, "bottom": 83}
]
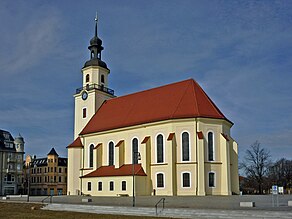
[
  {"left": 6, "top": 168, "right": 15, "bottom": 173},
  {"left": 76, "top": 84, "right": 114, "bottom": 96}
]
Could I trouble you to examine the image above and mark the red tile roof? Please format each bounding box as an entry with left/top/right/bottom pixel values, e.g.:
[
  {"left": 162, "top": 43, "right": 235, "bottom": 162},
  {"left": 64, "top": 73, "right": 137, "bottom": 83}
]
[
  {"left": 67, "top": 137, "right": 84, "bottom": 148},
  {"left": 141, "top": 136, "right": 150, "bottom": 144},
  {"left": 82, "top": 164, "right": 147, "bottom": 178},
  {"left": 80, "top": 79, "right": 230, "bottom": 135},
  {"left": 167, "top": 133, "right": 175, "bottom": 141},
  {"left": 197, "top": 131, "right": 204, "bottom": 140}
]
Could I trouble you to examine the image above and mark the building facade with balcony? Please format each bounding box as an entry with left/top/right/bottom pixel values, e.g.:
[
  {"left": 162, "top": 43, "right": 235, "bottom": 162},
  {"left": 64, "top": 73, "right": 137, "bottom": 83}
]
[
  {"left": 24, "top": 148, "right": 67, "bottom": 196},
  {"left": 0, "top": 129, "right": 25, "bottom": 195},
  {"left": 67, "top": 18, "right": 239, "bottom": 197}
]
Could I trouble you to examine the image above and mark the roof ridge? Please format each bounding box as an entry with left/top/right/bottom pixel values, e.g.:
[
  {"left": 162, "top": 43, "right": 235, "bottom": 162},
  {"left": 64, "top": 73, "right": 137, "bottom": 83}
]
[
  {"left": 105, "top": 79, "right": 193, "bottom": 104},
  {"left": 170, "top": 80, "right": 193, "bottom": 118},
  {"left": 193, "top": 80, "right": 226, "bottom": 118}
]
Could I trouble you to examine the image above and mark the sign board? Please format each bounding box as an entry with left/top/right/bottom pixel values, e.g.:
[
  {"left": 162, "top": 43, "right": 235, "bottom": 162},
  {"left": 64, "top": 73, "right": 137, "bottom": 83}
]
[
  {"left": 279, "top": 187, "right": 284, "bottom": 194},
  {"left": 272, "top": 185, "right": 278, "bottom": 195}
]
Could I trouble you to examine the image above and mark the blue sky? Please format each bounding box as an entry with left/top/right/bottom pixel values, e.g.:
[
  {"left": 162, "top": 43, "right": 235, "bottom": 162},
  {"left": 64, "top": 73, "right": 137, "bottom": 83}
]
[{"left": 0, "top": 1, "right": 291, "bottom": 161}]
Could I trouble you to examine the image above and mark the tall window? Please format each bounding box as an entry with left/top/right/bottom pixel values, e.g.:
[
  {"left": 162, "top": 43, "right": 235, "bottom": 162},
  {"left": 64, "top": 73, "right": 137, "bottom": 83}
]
[
  {"left": 86, "top": 74, "right": 90, "bottom": 83},
  {"left": 182, "top": 132, "right": 190, "bottom": 161},
  {"left": 208, "top": 132, "right": 214, "bottom": 161},
  {"left": 122, "top": 181, "right": 126, "bottom": 191},
  {"left": 132, "top": 138, "right": 138, "bottom": 164},
  {"left": 182, "top": 172, "right": 190, "bottom": 187},
  {"left": 108, "top": 142, "right": 114, "bottom": 166},
  {"left": 101, "top": 74, "right": 105, "bottom": 83},
  {"left": 82, "top": 108, "right": 87, "bottom": 118},
  {"left": 88, "top": 182, "right": 91, "bottom": 191},
  {"left": 109, "top": 181, "right": 114, "bottom": 191},
  {"left": 98, "top": 182, "right": 102, "bottom": 191},
  {"left": 156, "top": 134, "right": 164, "bottom": 163},
  {"left": 209, "top": 172, "right": 215, "bottom": 187},
  {"left": 89, "top": 144, "right": 94, "bottom": 168},
  {"left": 157, "top": 173, "right": 164, "bottom": 188}
]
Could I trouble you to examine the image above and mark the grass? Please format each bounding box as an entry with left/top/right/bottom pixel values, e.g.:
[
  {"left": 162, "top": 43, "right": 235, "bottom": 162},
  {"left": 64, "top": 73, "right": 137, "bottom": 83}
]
[{"left": 0, "top": 202, "right": 174, "bottom": 219}]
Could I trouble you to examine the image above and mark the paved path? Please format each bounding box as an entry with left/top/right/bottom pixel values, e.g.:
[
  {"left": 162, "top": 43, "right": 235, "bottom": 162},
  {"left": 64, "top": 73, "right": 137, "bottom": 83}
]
[{"left": 42, "top": 203, "right": 292, "bottom": 218}]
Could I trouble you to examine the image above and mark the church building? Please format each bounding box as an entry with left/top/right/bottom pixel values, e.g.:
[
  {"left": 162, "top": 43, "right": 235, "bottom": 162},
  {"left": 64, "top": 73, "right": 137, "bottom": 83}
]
[{"left": 67, "top": 17, "right": 239, "bottom": 196}]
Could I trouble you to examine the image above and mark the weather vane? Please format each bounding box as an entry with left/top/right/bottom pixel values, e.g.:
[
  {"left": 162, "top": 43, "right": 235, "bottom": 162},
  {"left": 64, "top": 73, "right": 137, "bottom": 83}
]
[{"left": 95, "top": 11, "right": 98, "bottom": 22}]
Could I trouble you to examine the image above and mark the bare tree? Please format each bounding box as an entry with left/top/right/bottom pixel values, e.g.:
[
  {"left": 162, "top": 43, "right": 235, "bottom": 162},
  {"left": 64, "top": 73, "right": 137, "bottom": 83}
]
[{"left": 240, "top": 141, "right": 271, "bottom": 194}]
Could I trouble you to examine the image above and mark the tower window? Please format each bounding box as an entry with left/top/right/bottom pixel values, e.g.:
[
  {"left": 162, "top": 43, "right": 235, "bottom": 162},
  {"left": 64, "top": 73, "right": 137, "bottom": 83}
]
[
  {"left": 101, "top": 74, "right": 105, "bottom": 83},
  {"left": 86, "top": 74, "right": 90, "bottom": 83},
  {"left": 82, "top": 108, "right": 87, "bottom": 118}
]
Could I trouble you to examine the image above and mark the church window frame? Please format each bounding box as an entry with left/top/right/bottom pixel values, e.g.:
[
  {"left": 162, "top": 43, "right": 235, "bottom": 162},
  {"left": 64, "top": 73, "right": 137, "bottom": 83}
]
[
  {"left": 156, "top": 172, "right": 165, "bottom": 189},
  {"left": 208, "top": 171, "right": 216, "bottom": 188},
  {"left": 87, "top": 182, "right": 92, "bottom": 191},
  {"left": 98, "top": 181, "right": 102, "bottom": 191},
  {"left": 132, "top": 137, "right": 139, "bottom": 164},
  {"left": 156, "top": 133, "right": 165, "bottom": 163},
  {"left": 181, "top": 171, "right": 191, "bottom": 188},
  {"left": 207, "top": 131, "right": 215, "bottom": 161},
  {"left": 181, "top": 131, "right": 191, "bottom": 162},
  {"left": 108, "top": 141, "right": 115, "bottom": 166},
  {"left": 121, "top": 181, "right": 127, "bottom": 191},
  {"left": 89, "top": 144, "right": 94, "bottom": 168},
  {"left": 109, "top": 181, "right": 114, "bottom": 191}
]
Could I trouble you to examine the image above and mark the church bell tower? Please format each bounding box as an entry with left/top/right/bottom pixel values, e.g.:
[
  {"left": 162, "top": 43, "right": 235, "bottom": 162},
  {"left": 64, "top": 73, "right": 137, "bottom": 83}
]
[{"left": 74, "top": 15, "right": 115, "bottom": 139}]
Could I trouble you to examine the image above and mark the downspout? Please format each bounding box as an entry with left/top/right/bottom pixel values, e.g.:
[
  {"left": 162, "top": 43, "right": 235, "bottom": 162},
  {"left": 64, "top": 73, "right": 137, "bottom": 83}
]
[
  {"left": 195, "top": 118, "right": 198, "bottom": 196},
  {"left": 80, "top": 136, "right": 85, "bottom": 195}
]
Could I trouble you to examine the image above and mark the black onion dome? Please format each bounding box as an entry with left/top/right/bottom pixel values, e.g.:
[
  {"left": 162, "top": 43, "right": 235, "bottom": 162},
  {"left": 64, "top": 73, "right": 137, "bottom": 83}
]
[
  {"left": 83, "top": 58, "right": 108, "bottom": 69},
  {"left": 90, "top": 36, "right": 102, "bottom": 46}
]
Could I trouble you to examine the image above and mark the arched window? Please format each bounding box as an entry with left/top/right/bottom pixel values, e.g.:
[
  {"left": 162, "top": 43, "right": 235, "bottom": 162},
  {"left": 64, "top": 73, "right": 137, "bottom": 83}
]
[
  {"left": 209, "top": 172, "right": 215, "bottom": 187},
  {"left": 156, "top": 173, "right": 164, "bottom": 188},
  {"left": 108, "top": 142, "right": 114, "bottom": 166},
  {"left": 122, "top": 181, "right": 126, "bottom": 191},
  {"left": 101, "top": 74, "right": 105, "bottom": 83},
  {"left": 98, "top": 181, "right": 102, "bottom": 191},
  {"left": 86, "top": 74, "right": 90, "bottom": 83},
  {"left": 132, "top": 138, "right": 138, "bottom": 164},
  {"left": 208, "top": 132, "right": 214, "bottom": 161},
  {"left": 109, "top": 181, "right": 114, "bottom": 191},
  {"left": 87, "top": 182, "right": 91, "bottom": 191},
  {"left": 89, "top": 144, "right": 94, "bottom": 168},
  {"left": 156, "top": 134, "right": 164, "bottom": 163},
  {"left": 182, "top": 132, "right": 190, "bottom": 161},
  {"left": 182, "top": 172, "right": 190, "bottom": 187}
]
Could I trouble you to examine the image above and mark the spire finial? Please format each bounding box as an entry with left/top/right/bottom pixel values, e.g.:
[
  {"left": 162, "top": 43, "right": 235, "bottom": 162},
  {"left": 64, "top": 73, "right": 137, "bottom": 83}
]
[{"left": 95, "top": 12, "right": 98, "bottom": 37}]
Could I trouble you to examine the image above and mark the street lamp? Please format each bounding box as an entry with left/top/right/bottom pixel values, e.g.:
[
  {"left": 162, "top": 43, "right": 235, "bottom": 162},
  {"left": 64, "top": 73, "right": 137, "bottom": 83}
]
[{"left": 132, "top": 152, "right": 141, "bottom": 207}]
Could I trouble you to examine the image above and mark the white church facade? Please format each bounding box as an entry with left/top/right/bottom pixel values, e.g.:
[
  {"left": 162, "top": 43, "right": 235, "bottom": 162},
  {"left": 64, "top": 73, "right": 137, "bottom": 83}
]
[{"left": 67, "top": 17, "right": 239, "bottom": 196}]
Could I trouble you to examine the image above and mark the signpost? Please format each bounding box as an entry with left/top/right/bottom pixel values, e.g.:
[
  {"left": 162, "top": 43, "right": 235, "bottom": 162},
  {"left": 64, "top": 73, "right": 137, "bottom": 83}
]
[{"left": 272, "top": 185, "right": 279, "bottom": 207}]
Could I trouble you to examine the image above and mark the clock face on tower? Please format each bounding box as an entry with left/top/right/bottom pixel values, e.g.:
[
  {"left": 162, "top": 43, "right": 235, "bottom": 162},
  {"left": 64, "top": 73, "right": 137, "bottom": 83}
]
[{"left": 81, "top": 91, "right": 88, "bottom": 100}]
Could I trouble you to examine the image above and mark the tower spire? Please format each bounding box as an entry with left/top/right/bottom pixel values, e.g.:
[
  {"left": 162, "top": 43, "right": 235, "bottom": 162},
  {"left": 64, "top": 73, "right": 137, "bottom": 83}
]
[
  {"left": 95, "top": 12, "right": 98, "bottom": 37},
  {"left": 83, "top": 14, "right": 108, "bottom": 70}
]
